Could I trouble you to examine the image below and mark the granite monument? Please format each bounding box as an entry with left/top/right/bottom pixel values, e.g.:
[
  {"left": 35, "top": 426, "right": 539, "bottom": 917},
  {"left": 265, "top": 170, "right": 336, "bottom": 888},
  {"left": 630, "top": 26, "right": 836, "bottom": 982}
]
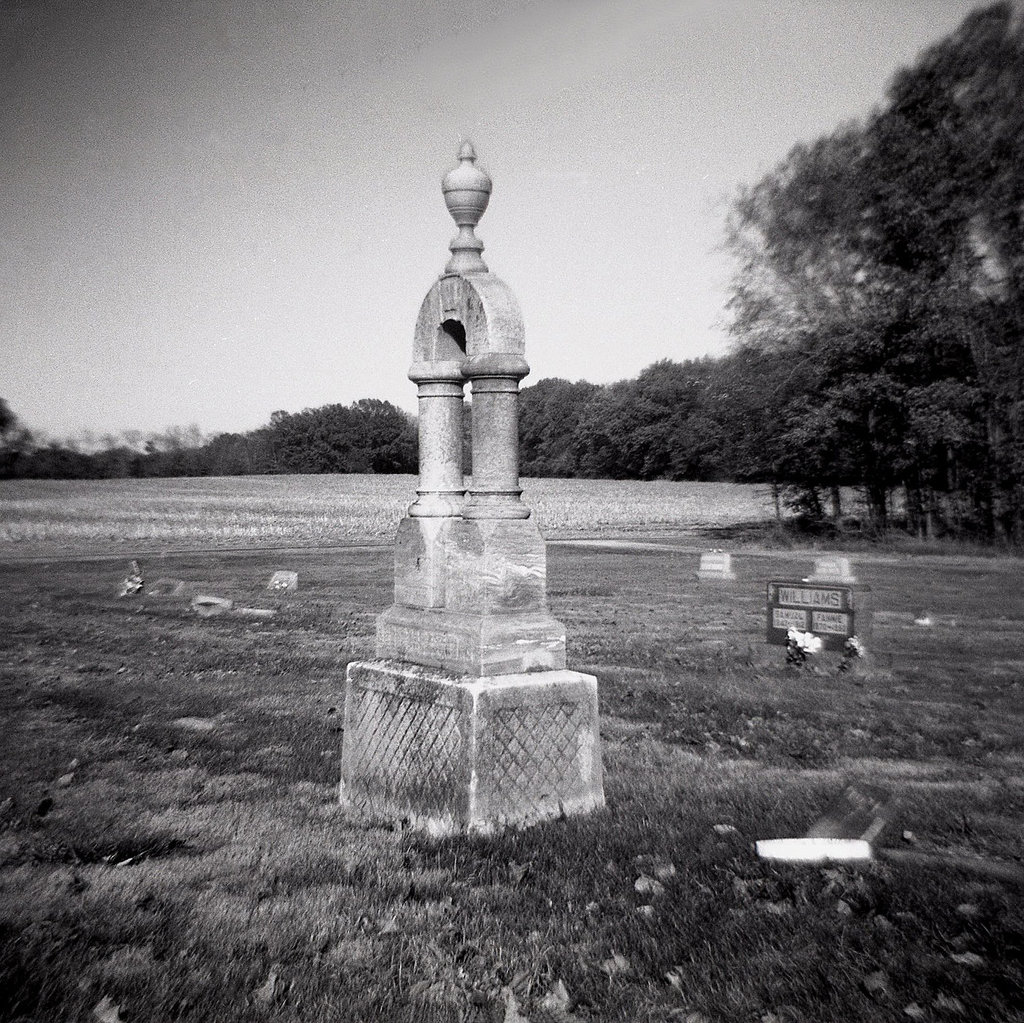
[{"left": 339, "top": 144, "right": 605, "bottom": 835}]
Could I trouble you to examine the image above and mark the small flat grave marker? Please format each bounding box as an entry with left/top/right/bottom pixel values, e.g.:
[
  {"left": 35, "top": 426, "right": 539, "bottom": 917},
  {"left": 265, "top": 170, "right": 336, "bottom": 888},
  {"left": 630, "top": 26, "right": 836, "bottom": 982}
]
[
  {"left": 267, "top": 571, "right": 298, "bottom": 593},
  {"left": 766, "top": 579, "right": 872, "bottom": 651},
  {"left": 697, "top": 551, "right": 736, "bottom": 581},
  {"left": 808, "top": 555, "right": 856, "bottom": 583}
]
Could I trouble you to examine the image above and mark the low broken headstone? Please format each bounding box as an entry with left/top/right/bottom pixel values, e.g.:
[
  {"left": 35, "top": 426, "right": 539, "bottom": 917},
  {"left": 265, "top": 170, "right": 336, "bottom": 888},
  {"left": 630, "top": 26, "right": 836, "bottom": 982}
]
[
  {"left": 697, "top": 551, "right": 736, "bottom": 581},
  {"left": 116, "top": 560, "right": 143, "bottom": 597},
  {"left": 190, "top": 594, "right": 233, "bottom": 618},
  {"left": 267, "top": 571, "right": 298, "bottom": 593}
]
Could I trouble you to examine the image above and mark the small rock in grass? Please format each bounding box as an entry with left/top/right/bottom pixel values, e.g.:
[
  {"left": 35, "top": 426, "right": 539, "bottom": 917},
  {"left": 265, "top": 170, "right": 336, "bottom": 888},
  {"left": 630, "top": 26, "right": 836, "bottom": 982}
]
[
  {"left": 68, "top": 759, "right": 80, "bottom": 770},
  {"left": 636, "top": 904, "right": 655, "bottom": 919},
  {"left": 955, "top": 903, "right": 980, "bottom": 917},
  {"left": 601, "top": 952, "right": 631, "bottom": 978},
  {"left": 836, "top": 899, "right": 853, "bottom": 916},
  {"left": 507, "top": 860, "right": 529, "bottom": 886},
  {"left": 540, "top": 979, "right": 572, "bottom": 1016},
  {"left": 863, "top": 970, "right": 890, "bottom": 996},
  {"left": 92, "top": 995, "right": 125, "bottom": 1023},
  {"left": 634, "top": 875, "right": 665, "bottom": 897},
  {"left": 949, "top": 951, "right": 984, "bottom": 968},
  {"left": 633, "top": 853, "right": 676, "bottom": 879},
  {"left": 191, "top": 594, "right": 233, "bottom": 617},
  {"left": 902, "top": 830, "right": 917, "bottom": 844},
  {"left": 252, "top": 964, "right": 280, "bottom": 1005},
  {"left": 713, "top": 823, "right": 739, "bottom": 836},
  {"left": 502, "top": 988, "right": 530, "bottom": 1023},
  {"left": 903, "top": 1003, "right": 926, "bottom": 1020},
  {"left": 56, "top": 772, "right": 75, "bottom": 788}
]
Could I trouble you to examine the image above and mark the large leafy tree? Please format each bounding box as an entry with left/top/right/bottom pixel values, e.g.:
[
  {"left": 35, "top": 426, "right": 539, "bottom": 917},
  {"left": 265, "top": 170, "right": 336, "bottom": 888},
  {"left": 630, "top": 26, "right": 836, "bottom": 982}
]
[{"left": 725, "top": 1, "right": 1024, "bottom": 539}]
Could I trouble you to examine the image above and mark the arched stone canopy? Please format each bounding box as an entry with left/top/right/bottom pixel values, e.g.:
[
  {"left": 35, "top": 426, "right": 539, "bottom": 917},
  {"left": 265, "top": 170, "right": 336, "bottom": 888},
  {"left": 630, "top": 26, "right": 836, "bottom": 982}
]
[{"left": 411, "top": 274, "right": 526, "bottom": 370}]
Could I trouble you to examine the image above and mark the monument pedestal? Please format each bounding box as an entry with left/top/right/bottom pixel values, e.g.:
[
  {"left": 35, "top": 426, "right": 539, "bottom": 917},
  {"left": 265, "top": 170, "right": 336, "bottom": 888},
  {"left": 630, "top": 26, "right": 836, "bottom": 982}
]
[{"left": 340, "top": 660, "right": 604, "bottom": 835}]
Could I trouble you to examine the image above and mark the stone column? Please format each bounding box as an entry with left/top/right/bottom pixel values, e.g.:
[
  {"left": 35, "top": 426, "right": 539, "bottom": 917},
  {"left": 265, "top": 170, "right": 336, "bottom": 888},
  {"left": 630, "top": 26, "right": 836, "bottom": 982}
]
[
  {"left": 463, "top": 353, "right": 530, "bottom": 520},
  {"left": 408, "top": 361, "right": 464, "bottom": 519}
]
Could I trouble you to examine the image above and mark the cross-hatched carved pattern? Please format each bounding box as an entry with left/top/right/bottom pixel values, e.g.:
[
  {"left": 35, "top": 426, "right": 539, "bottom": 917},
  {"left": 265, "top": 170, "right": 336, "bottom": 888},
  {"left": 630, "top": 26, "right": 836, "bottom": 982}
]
[
  {"left": 490, "top": 701, "right": 585, "bottom": 816},
  {"left": 346, "top": 688, "right": 461, "bottom": 809}
]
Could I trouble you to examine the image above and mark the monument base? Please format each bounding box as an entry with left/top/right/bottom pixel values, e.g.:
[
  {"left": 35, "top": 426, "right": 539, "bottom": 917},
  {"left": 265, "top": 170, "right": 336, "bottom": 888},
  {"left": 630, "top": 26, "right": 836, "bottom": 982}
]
[{"left": 339, "top": 660, "right": 604, "bottom": 835}]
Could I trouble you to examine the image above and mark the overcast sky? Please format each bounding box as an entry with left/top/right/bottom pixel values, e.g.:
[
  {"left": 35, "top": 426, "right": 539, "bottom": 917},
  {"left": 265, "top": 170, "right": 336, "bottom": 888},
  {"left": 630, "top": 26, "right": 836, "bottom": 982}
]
[{"left": 0, "top": 0, "right": 985, "bottom": 441}]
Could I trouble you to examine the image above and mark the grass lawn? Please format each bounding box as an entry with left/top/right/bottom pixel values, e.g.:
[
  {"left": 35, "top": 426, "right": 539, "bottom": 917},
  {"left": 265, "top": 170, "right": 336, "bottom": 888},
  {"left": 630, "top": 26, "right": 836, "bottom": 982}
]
[{"left": 0, "top": 539, "right": 1022, "bottom": 1022}]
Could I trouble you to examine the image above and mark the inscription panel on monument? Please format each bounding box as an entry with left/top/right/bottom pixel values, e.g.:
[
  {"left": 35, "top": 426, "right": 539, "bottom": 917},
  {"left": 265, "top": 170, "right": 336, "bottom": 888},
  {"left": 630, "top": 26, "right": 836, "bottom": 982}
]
[
  {"left": 380, "top": 622, "right": 469, "bottom": 666},
  {"left": 766, "top": 580, "right": 862, "bottom": 651}
]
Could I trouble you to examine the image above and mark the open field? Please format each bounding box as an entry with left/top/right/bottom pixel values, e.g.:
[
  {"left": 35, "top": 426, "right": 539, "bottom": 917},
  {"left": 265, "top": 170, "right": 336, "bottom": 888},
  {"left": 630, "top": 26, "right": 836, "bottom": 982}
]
[
  {"left": 1, "top": 533, "right": 1022, "bottom": 1022},
  {"left": 0, "top": 476, "right": 779, "bottom": 555}
]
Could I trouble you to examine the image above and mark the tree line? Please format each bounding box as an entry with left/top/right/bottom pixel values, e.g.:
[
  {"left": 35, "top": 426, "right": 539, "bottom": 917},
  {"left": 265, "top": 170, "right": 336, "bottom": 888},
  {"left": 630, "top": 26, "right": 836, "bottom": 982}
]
[
  {"left": 0, "top": 398, "right": 417, "bottom": 480},
  {"left": 2, "top": 4, "right": 1021, "bottom": 543}
]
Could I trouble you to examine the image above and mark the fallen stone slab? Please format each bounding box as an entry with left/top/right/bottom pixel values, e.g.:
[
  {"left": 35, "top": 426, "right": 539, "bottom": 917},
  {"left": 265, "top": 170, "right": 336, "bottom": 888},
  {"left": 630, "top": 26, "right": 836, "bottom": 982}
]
[
  {"left": 756, "top": 837, "right": 873, "bottom": 863},
  {"left": 190, "top": 594, "right": 233, "bottom": 617},
  {"left": 232, "top": 606, "right": 277, "bottom": 620},
  {"left": 171, "top": 717, "right": 217, "bottom": 732}
]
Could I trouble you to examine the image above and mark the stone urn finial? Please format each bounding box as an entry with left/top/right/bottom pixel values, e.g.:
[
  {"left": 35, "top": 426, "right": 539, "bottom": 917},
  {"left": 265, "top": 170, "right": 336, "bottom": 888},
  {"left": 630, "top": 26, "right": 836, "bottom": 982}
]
[{"left": 442, "top": 141, "right": 491, "bottom": 274}]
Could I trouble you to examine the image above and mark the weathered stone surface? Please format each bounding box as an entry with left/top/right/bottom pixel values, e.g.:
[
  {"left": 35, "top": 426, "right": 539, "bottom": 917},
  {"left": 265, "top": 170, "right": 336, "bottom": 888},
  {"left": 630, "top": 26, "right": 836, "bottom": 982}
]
[
  {"left": 340, "top": 660, "right": 603, "bottom": 834},
  {"left": 376, "top": 604, "right": 566, "bottom": 676},
  {"left": 697, "top": 551, "right": 736, "bottom": 581},
  {"left": 444, "top": 517, "right": 547, "bottom": 614},
  {"left": 393, "top": 516, "right": 454, "bottom": 609}
]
